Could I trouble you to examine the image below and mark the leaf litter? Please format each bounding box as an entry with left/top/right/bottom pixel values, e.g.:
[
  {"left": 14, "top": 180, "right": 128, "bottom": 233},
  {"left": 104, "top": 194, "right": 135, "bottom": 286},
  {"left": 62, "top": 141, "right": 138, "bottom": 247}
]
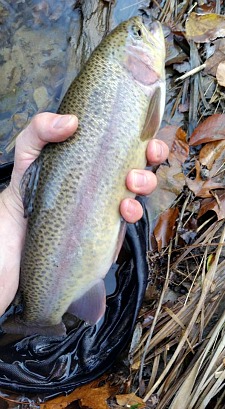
[
  {"left": 127, "top": 2, "right": 225, "bottom": 409},
  {"left": 1, "top": 1, "right": 225, "bottom": 409}
]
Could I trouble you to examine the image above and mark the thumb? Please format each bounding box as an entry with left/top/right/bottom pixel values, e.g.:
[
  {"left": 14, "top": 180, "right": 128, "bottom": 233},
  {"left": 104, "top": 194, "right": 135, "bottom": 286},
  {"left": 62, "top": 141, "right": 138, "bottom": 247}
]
[{"left": 12, "top": 112, "right": 78, "bottom": 189}]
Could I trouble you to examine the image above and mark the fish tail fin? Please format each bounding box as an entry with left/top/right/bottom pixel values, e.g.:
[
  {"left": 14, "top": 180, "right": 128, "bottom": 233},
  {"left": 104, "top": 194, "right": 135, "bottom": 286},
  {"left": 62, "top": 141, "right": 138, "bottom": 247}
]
[{"left": 67, "top": 279, "right": 106, "bottom": 325}]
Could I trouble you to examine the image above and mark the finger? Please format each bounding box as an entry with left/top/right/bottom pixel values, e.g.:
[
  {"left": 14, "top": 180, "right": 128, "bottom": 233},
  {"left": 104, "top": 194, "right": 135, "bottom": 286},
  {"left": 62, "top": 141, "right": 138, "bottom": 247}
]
[
  {"left": 12, "top": 112, "right": 78, "bottom": 186},
  {"left": 146, "top": 139, "right": 169, "bottom": 165},
  {"left": 126, "top": 169, "right": 157, "bottom": 195},
  {"left": 120, "top": 198, "right": 143, "bottom": 223}
]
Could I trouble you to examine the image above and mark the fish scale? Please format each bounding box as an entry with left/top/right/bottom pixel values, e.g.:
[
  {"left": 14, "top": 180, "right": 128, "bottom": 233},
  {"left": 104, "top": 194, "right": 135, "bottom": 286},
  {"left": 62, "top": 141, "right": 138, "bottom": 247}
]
[{"left": 4, "top": 16, "right": 165, "bottom": 336}]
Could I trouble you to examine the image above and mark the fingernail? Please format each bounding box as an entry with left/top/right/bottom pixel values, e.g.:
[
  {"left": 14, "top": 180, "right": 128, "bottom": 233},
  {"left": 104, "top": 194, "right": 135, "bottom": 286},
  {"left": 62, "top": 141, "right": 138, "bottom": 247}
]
[
  {"left": 53, "top": 115, "right": 74, "bottom": 129},
  {"left": 155, "top": 140, "right": 163, "bottom": 159},
  {"left": 133, "top": 171, "right": 147, "bottom": 188},
  {"left": 126, "top": 199, "right": 136, "bottom": 215}
]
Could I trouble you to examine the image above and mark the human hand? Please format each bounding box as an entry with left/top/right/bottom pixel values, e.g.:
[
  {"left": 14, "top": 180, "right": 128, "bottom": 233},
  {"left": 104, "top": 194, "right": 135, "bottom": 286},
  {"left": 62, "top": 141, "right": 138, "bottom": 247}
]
[
  {"left": 0, "top": 113, "right": 168, "bottom": 316},
  {"left": 123, "top": 138, "right": 169, "bottom": 222}
]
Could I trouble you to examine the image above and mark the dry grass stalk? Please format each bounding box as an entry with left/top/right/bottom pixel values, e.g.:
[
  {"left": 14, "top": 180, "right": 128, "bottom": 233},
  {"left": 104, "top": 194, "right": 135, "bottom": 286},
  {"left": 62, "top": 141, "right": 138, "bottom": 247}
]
[{"left": 132, "top": 220, "right": 225, "bottom": 408}]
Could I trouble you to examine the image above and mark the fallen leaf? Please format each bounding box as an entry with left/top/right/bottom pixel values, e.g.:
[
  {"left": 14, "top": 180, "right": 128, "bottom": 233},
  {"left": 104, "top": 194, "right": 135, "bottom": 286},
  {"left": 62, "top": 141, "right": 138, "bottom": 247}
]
[
  {"left": 173, "top": 61, "right": 191, "bottom": 74},
  {"left": 199, "top": 139, "right": 225, "bottom": 170},
  {"left": 186, "top": 13, "right": 225, "bottom": 43},
  {"left": 129, "top": 323, "right": 142, "bottom": 365},
  {"left": 205, "top": 51, "right": 225, "bottom": 77},
  {"left": 198, "top": 190, "right": 225, "bottom": 220},
  {"left": 41, "top": 377, "right": 119, "bottom": 409},
  {"left": 156, "top": 125, "right": 188, "bottom": 165},
  {"left": 205, "top": 38, "right": 225, "bottom": 77},
  {"left": 154, "top": 207, "right": 179, "bottom": 251},
  {"left": 189, "top": 114, "right": 225, "bottom": 145},
  {"left": 165, "top": 30, "right": 187, "bottom": 65},
  {"left": 146, "top": 163, "right": 185, "bottom": 222},
  {"left": 216, "top": 60, "right": 225, "bottom": 86},
  {"left": 196, "top": 2, "right": 217, "bottom": 13},
  {"left": 116, "top": 393, "right": 145, "bottom": 408},
  {"left": 146, "top": 126, "right": 188, "bottom": 222},
  {"left": 186, "top": 161, "right": 224, "bottom": 198}
]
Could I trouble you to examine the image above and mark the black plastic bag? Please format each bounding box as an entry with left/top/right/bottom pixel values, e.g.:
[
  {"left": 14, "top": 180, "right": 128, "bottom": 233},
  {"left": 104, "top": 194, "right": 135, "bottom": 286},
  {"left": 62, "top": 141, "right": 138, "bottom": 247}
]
[{"left": 0, "top": 165, "right": 149, "bottom": 401}]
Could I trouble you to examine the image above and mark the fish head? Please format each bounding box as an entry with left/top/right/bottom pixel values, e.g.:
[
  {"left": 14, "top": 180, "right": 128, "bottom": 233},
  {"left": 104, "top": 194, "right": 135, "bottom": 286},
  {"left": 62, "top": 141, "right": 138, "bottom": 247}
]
[
  {"left": 99, "top": 16, "right": 166, "bottom": 125},
  {"left": 102, "top": 16, "right": 165, "bottom": 90}
]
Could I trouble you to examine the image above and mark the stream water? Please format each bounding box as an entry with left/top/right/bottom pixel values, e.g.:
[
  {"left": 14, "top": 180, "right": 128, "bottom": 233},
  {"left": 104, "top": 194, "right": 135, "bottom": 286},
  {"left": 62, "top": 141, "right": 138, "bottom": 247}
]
[{"left": 0, "top": 1, "right": 150, "bottom": 407}]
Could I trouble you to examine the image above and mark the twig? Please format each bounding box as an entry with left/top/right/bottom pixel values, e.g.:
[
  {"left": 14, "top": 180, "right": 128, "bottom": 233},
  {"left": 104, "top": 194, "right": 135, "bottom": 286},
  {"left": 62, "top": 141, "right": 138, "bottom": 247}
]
[
  {"left": 174, "top": 190, "right": 192, "bottom": 247},
  {"left": 175, "top": 64, "right": 206, "bottom": 83},
  {"left": 139, "top": 241, "right": 173, "bottom": 390}
]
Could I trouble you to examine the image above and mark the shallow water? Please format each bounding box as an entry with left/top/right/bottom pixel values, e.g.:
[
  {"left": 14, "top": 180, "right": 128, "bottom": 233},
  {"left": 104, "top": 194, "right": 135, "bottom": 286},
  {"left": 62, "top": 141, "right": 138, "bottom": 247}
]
[
  {"left": 0, "top": 0, "right": 149, "bottom": 165},
  {"left": 0, "top": 1, "right": 151, "bottom": 407},
  {"left": 0, "top": 0, "right": 81, "bottom": 163}
]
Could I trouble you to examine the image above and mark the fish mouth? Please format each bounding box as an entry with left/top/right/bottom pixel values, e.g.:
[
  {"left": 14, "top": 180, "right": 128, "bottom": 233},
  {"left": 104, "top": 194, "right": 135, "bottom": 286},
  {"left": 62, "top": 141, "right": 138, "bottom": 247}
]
[
  {"left": 141, "top": 19, "right": 164, "bottom": 46},
  {"left": 147, "top": 20, "right": 164, "bottom": 44},
  {"left": 149, "top": 20, "right": 161, "bottom": 35}
]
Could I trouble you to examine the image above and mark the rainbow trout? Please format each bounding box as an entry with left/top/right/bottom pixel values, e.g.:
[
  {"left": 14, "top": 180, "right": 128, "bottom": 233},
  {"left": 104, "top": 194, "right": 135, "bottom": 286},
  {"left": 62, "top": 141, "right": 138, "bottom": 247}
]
[{"left": 8, "top": 17, "right": 165, "bottom": 336}]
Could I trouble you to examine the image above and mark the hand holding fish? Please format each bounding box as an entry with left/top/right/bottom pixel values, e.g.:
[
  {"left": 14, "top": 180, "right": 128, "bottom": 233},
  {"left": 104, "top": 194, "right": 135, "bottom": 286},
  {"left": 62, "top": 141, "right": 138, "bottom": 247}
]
[
  {"left": 0, "top": 112, "right": 168, "bottom": 318},
  {"left": 0, "top": 13, "right": 169, "bottom": 336}
]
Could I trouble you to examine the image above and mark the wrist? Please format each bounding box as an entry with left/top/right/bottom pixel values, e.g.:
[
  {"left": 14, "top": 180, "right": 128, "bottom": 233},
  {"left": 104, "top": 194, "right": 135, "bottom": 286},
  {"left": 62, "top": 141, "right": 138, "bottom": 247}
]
[{"left": 0, "top": 184, "right": 27, "bottom": 235}]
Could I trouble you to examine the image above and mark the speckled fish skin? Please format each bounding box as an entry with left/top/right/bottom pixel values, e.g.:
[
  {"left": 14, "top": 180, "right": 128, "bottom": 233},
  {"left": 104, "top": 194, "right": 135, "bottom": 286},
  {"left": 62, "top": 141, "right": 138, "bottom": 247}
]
[{"left": 18, "top": 17, "right": 165, "bottom": 336}]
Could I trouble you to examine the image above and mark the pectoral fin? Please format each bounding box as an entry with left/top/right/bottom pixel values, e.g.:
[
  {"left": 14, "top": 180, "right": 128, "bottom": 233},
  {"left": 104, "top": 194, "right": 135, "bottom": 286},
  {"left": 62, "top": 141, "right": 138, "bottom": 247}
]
[
  {"left": 20, "top": 155, "right": 43, "bottom": 218},
  {"left": 141, "top": 87, "right": 163, "bottom": 141},
  {"left": 113, "top": 219, "right": 127, "bottom": 262},
  {"left": 67, "top": 279, "right": 106, "bottom": 325}
]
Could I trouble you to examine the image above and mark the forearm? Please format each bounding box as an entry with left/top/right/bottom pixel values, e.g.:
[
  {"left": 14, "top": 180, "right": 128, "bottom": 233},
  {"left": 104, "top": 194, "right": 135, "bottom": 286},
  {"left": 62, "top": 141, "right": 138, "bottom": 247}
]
[{"left": 0, "top": 186, "right": 27, "bottom": 315}]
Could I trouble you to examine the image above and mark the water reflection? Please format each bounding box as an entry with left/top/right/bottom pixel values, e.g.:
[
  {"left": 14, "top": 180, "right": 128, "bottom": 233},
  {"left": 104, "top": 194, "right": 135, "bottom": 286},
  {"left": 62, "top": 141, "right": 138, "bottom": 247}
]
[
  {"left": 0, "top": 0, "right": 148, "bottom": 165},
  {"left": 0, "top": 0, "right": 81, "bottom": 163},
  {"left": 0, "top": 1, "right": 150, "bottom": 407},
  {"left": 112, "top": 0, "right": 149, "bottom": 25}
]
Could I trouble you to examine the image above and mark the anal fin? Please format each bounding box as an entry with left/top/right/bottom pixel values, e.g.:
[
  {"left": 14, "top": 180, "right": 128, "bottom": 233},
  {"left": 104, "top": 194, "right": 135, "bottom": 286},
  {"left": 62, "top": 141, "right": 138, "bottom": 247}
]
[
  {"left": 67, "top": 279, "right": 106, "bottom": 325},
  {"left": 2, "top": 315, "right": 66, "bottom": 337}
]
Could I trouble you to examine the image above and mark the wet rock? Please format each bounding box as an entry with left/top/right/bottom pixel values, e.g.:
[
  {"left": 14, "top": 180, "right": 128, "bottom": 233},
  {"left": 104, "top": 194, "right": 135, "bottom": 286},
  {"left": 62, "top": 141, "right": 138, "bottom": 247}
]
[{"left": 33, "top": 86, "right": 49, "bottom": 109}]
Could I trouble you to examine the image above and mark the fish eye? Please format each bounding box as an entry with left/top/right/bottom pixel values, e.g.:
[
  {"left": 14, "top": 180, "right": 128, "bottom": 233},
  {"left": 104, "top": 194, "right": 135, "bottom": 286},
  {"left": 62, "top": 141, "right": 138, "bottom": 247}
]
[{"left": 131, "top": 25, "right": 143, "bottom": 39}]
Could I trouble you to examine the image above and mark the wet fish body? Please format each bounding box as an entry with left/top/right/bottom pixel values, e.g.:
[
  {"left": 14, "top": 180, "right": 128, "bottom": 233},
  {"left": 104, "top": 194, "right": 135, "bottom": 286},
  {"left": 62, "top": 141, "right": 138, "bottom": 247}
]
[{"left": 12, "top": 17, "right": 165, "bottom": 336}]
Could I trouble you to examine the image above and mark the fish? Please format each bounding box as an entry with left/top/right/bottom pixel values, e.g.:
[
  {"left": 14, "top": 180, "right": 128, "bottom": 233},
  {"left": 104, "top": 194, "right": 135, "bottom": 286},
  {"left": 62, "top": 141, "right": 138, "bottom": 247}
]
[{"left": 4, "top": 16, "right": 165, "bottom": 337}]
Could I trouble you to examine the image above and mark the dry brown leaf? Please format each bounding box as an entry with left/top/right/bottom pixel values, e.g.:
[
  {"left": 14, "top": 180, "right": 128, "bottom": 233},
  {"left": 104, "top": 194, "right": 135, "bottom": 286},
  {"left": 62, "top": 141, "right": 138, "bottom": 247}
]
[
  {"left": 156, "top": 125, "right": 188, "bottom": 165},
  {"left": 189, "top": 114, "right": 225, "bottom": 145},
  {"left": 165, "top": 31, "right": 187, "bottom": 65},
  {"left": 205, "top": 51, "right": 225, "bottom": 77},
  {"left": 116, "top": 393, "right": 145, "bottom": 408},
  {"left": 205, "top": 38, "right": 225, "bottom": 77},
  {"left": 187, "top": 135, "right": 225, "bottom": 198},
  {"left": 216, "top": 60, "right": 225, "bottom": 86},
  {"left": 146, "top": 126, "right": 188, "bottom": 221},
  {"left": 154, "top": 207, "right": 179, "bottom": 251},
  {"left": 198, "top": 190, "right": 225, "bottom": 220},
  {"left": 186, "top": 13, "right": 225, "bottom": 43},
  {"left": 40, "top": 377, "right": 119, "bottom": 409},
  {"left": 146, "top": 162, "right": 185, "bottom": 222},
  {"left": 196, "top": 2, "right": 217, "bottom": 13},
  {"left": 186, "top": 161, "right": 224, "bottom": 198},
  {"left": 199, "top": 139, "right": 225, "bottom": 170}
]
